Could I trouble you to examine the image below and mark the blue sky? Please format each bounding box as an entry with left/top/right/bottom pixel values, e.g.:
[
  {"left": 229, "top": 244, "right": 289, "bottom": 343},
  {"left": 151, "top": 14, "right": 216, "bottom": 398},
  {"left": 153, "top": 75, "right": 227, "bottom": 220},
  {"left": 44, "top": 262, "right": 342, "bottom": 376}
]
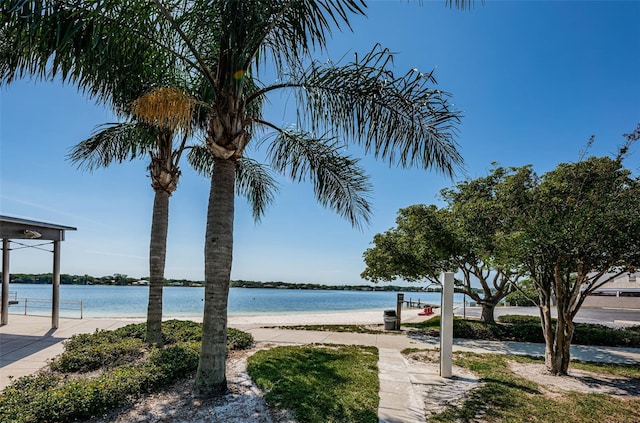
[{"left": 1, "top": 1, "right": 639, "bottom": 285}]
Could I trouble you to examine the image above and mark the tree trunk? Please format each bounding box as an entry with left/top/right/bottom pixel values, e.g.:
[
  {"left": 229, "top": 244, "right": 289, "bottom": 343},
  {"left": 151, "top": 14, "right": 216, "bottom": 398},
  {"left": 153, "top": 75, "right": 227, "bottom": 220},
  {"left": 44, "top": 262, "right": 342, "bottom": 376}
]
[
  {"left": 146, "top": 189, "right": 170, "bottom": 346},
  {"left": 550, "top": 300, "right": 574, "bottom": 375},
  {"left": 194, "top": 158, "right": 236, "bottom": 398},
  {"left": 538, "top": 289, "right": 557, "bottom": 373},
  {"left": 480, "top": 303, "right": 495, "bottom": 323}
]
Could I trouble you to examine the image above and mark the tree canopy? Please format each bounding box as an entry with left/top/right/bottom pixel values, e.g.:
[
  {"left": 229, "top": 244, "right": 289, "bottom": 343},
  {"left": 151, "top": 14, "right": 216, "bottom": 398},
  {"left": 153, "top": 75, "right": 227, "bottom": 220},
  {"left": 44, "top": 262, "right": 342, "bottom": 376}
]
[
  {"left": 501, "top": 142, "right": 640, "bottom": 374},
  {"left": 361, "top": 175, "right": 520, "bottom": 323}
]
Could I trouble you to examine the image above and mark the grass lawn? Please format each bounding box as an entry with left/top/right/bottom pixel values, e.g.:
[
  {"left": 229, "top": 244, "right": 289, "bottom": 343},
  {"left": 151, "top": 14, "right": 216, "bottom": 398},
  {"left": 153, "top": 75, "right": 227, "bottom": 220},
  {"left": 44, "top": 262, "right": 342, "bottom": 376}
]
[
  {"left": 405, "top": 350, "right": 640, "bottom": 423},
  {"left": 247, "top": 345, "right": 379, "bottom": 423}
]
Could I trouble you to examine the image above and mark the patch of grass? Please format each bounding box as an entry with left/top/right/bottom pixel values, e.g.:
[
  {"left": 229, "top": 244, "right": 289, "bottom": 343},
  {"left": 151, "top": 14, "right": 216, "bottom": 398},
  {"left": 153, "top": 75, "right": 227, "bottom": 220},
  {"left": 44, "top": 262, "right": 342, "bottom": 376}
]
[
  {"left": 406, "top": 350, "right": 640, "bottom": 423},
  {"left": 0, "top": 320, "right": 253, "bottom": 423},
  {"left": 247, "top": 345, "right": 379, "bottom": 423},
  {"left": 272, "top": 324, "right": 387, "bottom": 334}
]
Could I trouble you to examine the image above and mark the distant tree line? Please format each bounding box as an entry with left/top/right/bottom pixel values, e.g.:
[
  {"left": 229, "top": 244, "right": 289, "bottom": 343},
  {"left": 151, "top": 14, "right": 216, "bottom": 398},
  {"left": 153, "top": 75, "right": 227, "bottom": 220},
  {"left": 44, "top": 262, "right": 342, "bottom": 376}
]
[{"left": 4, "top": 273, "right": 435, "bottom": 292}]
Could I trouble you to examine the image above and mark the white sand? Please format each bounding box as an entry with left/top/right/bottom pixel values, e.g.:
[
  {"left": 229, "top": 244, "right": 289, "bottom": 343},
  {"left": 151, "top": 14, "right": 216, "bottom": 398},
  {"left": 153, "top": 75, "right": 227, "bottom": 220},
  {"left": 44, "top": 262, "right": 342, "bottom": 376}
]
[{"left": 227, "top": 308, "right": 437, "bottom": 327}]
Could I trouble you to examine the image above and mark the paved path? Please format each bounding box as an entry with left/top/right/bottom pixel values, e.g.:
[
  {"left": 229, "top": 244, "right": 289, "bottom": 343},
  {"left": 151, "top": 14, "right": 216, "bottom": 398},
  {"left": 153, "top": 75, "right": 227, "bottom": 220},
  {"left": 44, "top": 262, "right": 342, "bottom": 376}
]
[{"left": 2, "top": 315, "right": 640, "bottom": 423}]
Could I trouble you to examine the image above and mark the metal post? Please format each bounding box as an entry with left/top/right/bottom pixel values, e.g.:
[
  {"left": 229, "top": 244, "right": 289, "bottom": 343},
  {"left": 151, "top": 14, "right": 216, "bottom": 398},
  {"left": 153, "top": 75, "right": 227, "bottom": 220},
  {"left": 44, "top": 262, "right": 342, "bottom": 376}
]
[
  {"left": 440, "top": 272, "right": 454, "bottom": 378},
  {"left": 52, "top": 240, "right": 61, "bottom": 329},
  {"left": 463, "top": 293, "right": 466, "bottom": 319},
  {"left": 396, "top": 293, "right": 404, "bottom": 330},
  {"left": 1, "top": 239, "right": 9, "bottom": 325}
]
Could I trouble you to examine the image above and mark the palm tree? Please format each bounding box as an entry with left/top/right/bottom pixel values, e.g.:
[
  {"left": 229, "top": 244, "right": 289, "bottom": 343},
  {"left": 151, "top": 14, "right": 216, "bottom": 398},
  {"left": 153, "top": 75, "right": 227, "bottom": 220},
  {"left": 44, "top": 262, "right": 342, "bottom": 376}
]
[
  {"left": 68, "top": 87, "right": 198, "bottom": 346},
  {"left": 68, "top": 87, "right": 277, "bottom": 347},
  {"left": 3, "top": 0, "right": 471, "bottom": 397}
]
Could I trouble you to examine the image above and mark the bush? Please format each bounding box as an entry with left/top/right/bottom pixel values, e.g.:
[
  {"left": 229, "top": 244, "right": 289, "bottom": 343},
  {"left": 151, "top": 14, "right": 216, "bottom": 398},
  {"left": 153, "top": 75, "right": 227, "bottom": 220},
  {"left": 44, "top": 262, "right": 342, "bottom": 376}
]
[
  {"left": 50, "top": 336, "right": 145, "bottom": 373},
  {"left": 497, "top": 315, "right": 540, "bottom": 325},
  {"left": 227, "top": 327, "right": 253, "bottom": 350},
  {"left": 453, "top": 319, "right": 510, "bottom": 341},
  {"left": 0, "top": 322, "right": 253, "bottom": 423},
  {"left": 408, "top": 314, "right": 638, "bottom": 347},
  {"left": 572, "top": 323, "right": 640, "bottom": 347},
  {"left": 160, "top": 319, "right": 203, "bottom": 344}
]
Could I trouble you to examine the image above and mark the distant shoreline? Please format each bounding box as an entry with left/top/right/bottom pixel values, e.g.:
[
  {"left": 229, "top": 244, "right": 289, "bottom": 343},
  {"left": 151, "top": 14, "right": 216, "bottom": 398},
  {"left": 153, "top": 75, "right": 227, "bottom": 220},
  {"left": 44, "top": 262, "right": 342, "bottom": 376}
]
[{"left": 10, "top": 278, "right": 435, "bottom": 293}]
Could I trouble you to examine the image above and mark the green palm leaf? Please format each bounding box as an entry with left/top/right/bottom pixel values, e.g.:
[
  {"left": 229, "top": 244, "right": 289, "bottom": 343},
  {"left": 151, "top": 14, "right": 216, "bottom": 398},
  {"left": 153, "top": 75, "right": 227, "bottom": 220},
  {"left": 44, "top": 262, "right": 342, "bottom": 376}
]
[
  {"left": 256, "top": 44, "right": 463, "bottom": 176},
  {"left": 266, "top": 129, "right": 372, "bottom": 228},
  {"left": 68, "top": 122, "right": 157, "bottom": 171},
  {"left": 188, "top": 146, "right": 279, "bottom": 221}
]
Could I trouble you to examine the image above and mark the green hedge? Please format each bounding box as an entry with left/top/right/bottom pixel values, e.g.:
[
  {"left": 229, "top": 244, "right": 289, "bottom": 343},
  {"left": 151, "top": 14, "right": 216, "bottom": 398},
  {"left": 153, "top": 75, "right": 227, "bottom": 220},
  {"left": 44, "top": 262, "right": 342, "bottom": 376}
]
[{"left": 406, "top": 315, "right": 640, "bottom": 347}]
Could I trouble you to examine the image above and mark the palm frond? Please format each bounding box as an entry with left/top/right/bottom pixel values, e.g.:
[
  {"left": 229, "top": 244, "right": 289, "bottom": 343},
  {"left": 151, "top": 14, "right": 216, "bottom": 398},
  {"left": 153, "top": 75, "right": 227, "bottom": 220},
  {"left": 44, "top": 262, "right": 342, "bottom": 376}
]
[
  {"left": 252, "top": 0, "right": 367, "bottom": 74},
  {"left": 186, "top": 144, "right": 214, "bottom": 177},
  {"left": 1, "top": 1, "right": 184, "bottom": 113},
  {"left": 68, "top": 122, "right": 156, "bottom": 171},
  {"left": 236, "top": 157, "right": 279, "bottom": 222},
  {"left": 270, "top": 44, "right": 463, "bottom": 176},
  {"left": 266, "top": 128, "right": 372, "bottom": 228},
  {"left": 187, "top": 146, "right": 279, "bottom": 221}
]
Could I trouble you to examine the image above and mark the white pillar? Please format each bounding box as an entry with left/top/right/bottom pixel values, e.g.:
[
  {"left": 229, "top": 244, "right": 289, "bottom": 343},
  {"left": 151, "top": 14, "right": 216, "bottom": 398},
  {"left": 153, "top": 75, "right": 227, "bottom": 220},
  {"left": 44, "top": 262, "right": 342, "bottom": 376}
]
[
  {"left": 52, "top": 240, "right": 60, "bottom": 329},
  {"left": 440, "top": 272, "right": 454, "bottom": 378},
  {"left": 1, "top": 239, "right": 9, "bottom": 325}
]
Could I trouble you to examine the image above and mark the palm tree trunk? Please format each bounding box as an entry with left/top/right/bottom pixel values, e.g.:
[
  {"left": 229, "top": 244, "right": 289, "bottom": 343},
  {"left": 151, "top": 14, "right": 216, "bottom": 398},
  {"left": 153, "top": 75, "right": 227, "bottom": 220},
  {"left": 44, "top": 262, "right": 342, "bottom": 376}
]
[
  {"left": 194, "top": 157, "right": 236, "bottom": 398},
  {"left": 146, "top": 189, "right": 170, "bottom": 346}
]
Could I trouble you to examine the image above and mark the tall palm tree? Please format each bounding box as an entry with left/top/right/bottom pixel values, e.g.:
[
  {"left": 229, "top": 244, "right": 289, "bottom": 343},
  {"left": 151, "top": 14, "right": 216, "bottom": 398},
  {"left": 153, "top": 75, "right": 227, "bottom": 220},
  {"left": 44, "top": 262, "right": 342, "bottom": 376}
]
[
  {"left": 2, "top": 0, "right": 471, "bottom": 397},
  {"left": 68, "top": 87, "right": 198, "bottom": 346},
  {"left": 68, "top": 87, "right": 277, "bottom": 347}
]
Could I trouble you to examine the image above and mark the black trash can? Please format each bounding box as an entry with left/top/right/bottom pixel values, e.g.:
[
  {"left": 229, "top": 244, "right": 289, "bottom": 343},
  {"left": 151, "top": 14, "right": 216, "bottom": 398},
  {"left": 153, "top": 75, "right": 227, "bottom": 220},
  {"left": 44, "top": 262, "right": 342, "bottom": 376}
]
[{"left": 383, "top": 310, "right": 397, "bottom": 330}]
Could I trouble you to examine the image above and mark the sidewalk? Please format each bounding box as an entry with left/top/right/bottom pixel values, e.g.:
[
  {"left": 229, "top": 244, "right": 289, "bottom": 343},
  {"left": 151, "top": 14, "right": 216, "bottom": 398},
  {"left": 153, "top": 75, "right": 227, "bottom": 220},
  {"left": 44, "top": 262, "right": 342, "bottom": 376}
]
[{"left": 2, "top": 315, "right": 640, "bottom": 423}]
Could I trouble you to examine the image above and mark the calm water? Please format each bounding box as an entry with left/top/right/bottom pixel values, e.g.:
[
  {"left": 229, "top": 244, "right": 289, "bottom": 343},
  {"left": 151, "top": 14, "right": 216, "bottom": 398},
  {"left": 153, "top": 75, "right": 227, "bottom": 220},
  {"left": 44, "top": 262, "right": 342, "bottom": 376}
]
[{"left": 7, "top": 283, "right": 463, "bottom": 318}]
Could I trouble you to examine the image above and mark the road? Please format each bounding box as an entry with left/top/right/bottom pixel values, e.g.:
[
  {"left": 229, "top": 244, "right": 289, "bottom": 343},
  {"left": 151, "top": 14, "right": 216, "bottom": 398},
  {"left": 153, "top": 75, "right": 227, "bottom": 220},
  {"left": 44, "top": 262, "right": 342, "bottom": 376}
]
[{"left": 453, "top": 306, "right": 640, "bottom": 327}]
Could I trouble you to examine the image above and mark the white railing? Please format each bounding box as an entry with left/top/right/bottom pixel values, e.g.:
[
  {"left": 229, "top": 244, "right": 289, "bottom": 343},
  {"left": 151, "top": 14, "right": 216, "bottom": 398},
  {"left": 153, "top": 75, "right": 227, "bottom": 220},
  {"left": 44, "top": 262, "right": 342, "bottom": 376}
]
[{"left": 8, "top": 297, "right": 84, "bottom": 319}]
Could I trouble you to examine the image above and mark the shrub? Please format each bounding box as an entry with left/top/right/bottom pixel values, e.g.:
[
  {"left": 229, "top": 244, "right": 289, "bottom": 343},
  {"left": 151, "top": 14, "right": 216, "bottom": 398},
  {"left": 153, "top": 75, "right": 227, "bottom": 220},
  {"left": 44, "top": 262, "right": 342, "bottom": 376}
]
[
  {"left": 161, "top": 319, "right": 203, "bottom": 344},
  {"left": 497, "top": 315, "right": 541, "bottom": 325},
  {"left": 227, "top": 327, "right": 254, "bottom": 350},
  {"left": 0, "top": 322, "right": 253, "bottom": 423},
  {"left": 453, "top": 319, "right": 510, "bottom": 341},
  {"left": 50, "top": 336, "right": 145, "bottom": 373}
]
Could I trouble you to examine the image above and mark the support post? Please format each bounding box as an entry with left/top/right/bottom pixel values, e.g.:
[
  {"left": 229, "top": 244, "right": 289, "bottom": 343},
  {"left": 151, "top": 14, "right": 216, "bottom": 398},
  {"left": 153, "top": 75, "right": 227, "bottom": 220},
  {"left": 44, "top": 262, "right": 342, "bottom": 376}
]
[
  {"left": 396, "top": 293, "right": 403, "bottom": 330},
  {"left": 440, "top": 272, "right": 454, "bottom": 378},
  {"left": 463, "top": 293, "right": 466, "bottom": 319},
  {"left": 52, "top": 240, "right": 60, "bottom": 329},
  {"left": 1, "top": 239, "right": 9, "bottom": 325}
]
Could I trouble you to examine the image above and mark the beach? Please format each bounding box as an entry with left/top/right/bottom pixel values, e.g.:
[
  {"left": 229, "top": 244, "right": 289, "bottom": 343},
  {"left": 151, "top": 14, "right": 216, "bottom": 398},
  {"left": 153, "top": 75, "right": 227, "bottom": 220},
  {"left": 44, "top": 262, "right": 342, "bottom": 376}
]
[
  {"left": 228, "top": 308, "right": 433, "bottom": 327},
  {"left": 0, "top": 308, "right": 437, "bottom": 390}
]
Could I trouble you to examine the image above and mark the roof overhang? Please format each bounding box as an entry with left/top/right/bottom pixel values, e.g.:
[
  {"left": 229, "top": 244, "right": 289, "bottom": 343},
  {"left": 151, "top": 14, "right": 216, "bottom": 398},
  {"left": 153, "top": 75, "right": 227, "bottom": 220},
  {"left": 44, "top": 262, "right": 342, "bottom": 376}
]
[{"left": 0, "top": 215, "right": 77, "bottom": 242}]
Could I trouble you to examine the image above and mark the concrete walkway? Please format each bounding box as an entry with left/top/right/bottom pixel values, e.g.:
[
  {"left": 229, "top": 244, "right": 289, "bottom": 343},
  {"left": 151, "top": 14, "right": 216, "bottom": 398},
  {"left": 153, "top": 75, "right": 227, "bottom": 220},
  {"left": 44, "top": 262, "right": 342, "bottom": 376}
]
[{"left": 2, "top": 315, "right": 640, "bottom": 423}]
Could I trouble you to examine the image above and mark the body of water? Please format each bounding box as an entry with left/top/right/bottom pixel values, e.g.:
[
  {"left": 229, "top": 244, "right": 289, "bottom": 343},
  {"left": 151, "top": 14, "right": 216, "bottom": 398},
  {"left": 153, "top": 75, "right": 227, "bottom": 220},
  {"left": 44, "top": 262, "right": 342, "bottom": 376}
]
[{"left": 7, "top": 283, "right": 464, "bottom": 318}]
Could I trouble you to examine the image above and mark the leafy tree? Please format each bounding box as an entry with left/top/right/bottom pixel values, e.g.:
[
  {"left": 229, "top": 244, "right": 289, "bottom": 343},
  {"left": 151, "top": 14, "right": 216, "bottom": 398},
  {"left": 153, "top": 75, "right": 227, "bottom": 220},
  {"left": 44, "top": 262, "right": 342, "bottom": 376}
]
[
  {"left": 504, "top": 278, "right": 538, "bottom": 306},
  {"left": 501, "top": 128, "right": 640, "bottom": 375},
  {"left": 2, "top": 0, "right": 470, "bottom": 396},
  {"left": 362, "top": 198, "right": 518, "bottom": 323}
]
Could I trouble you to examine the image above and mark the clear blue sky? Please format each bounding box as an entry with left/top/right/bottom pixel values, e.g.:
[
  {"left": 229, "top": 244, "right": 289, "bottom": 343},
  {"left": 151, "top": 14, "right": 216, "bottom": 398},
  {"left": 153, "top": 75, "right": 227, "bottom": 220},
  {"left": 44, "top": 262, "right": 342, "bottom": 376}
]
[{"left": 1, "top": 1, "right": 638, "bottom": 285}]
